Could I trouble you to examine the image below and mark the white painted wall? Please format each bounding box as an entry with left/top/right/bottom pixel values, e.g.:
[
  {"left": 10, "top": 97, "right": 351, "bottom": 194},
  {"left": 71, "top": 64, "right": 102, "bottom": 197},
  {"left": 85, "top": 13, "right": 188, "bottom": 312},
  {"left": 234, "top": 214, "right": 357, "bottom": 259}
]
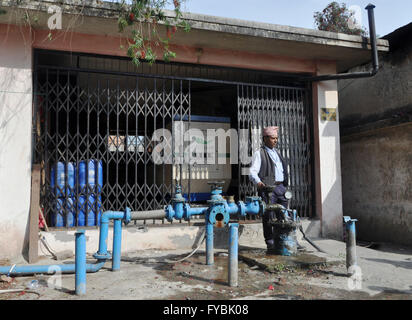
[
  {"left": 313, "top": 62, "right": 344, "bottom": 239},
  {"left": 37, "top": 219, "right": 320, "bottom": 258},
  {"left": 0, "top": 26, "right": 33, "bottom": 260}
]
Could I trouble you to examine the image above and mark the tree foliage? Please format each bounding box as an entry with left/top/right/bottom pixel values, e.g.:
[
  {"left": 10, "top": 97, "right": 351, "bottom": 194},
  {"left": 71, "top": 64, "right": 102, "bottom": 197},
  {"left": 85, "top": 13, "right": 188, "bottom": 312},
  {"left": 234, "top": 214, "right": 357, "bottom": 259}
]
[
  {"left": 314, "top": 2, "right": 367, "bottom": 36},
  {"left": 116, "top": 0, "right": 190, "bottom": 66}
]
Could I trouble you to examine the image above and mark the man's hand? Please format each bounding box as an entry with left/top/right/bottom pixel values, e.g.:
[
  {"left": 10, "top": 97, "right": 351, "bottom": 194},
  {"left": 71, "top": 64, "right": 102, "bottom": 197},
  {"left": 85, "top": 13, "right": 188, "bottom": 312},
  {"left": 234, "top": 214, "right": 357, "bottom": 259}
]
[{"left": 257, "top": 182, "right": 265, "bottom": 189}]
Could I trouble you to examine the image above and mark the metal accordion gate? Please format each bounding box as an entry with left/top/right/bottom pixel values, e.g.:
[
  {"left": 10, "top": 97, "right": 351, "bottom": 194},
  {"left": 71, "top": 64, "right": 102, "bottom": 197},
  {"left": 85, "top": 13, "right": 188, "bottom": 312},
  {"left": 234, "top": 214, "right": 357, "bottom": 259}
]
[
  {"left": 237, "top": 84, "right": 313, "bottom": 218},
  {"left": 33, "top": 62, "right": 192, "bottom": 228},
  {"left": 33, "top": 51, "right": 314, "bottom": 229}
]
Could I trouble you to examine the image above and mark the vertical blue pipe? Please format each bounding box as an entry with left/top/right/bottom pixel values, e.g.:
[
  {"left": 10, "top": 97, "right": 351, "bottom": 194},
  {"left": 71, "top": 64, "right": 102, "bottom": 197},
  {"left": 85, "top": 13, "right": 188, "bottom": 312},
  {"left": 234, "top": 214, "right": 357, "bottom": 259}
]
[
  {"left": 98, "top": 218, "right": 109, "bottom": 256},
  {"left": 345, "top": 219, "right": 357, "bottom": 274},
  {"left": 206, "top": 223, "right": 214, "bottom": 265},
  {"left": 75, "top": 229, "right": 86, "bottom": 296},
  {"left": 228, "top": 223, "right": 239, "bottom": 287},
  {"left": 112, "top": 219, "right": 122, "bottom": 271}
]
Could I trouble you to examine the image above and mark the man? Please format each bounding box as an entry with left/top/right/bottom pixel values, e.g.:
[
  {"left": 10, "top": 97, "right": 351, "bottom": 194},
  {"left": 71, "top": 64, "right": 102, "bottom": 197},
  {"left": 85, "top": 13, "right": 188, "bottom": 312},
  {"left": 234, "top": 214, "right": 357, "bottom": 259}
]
[{"left": 249, "top": 126, "right": 289, "bottom": 251}]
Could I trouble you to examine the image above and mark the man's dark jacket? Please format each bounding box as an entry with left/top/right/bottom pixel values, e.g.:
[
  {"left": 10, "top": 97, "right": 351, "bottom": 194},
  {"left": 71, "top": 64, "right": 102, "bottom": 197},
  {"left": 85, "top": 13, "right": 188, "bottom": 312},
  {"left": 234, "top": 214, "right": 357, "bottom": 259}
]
[{"left": 257, "top": 146, "right": 289, "bottom": 187}]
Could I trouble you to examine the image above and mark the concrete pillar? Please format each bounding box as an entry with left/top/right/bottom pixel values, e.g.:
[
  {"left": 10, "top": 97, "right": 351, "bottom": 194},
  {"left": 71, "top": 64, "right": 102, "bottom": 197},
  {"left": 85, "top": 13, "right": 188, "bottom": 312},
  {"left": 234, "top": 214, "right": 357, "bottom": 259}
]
[
  {"left": 0, "top": 25, "right": 33, "bottom": 259},
  {"left": 312, "top": 61, "right": 343, "bottom": 239}
]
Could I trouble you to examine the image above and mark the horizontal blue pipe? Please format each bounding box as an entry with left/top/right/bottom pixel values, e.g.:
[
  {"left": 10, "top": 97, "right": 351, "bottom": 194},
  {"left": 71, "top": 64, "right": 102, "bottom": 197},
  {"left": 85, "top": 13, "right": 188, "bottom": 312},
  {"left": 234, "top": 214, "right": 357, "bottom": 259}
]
[
  {"left": 0, "top": 209, "right": 132, "bottom": 277},
  {"left": 97, "top": 210, "right": 130, "bottom": 258},
  {"left": 0, "top": 261, "right": 106, "bottom": 276},
  {"left": 166, "top": 204, "right": 209, "bottom": 221},
  {"left": 244, "top": 201, "right": 260, "bottom": 215},
  {"left": 225, "top": 202, "right": 239, "bottom": 215},
  {"left": 101, "top": 210, "right": 129, "bottom": 223},
  {"left": 187, "top": 206, "right": 209, "bottom": 216}
]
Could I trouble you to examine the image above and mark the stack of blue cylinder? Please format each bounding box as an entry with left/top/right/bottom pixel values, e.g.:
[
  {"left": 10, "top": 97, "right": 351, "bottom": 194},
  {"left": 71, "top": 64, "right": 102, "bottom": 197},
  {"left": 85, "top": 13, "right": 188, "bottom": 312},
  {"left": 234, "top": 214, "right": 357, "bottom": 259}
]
[
  {"left": 50, "top": 160, "right": 103, "bottom": 227},
  {"left": 50, "top": 162, "right": 76, "bottom": 227},
  {"left": 77, "top": 160, "right": 103, "bottom": 227}
]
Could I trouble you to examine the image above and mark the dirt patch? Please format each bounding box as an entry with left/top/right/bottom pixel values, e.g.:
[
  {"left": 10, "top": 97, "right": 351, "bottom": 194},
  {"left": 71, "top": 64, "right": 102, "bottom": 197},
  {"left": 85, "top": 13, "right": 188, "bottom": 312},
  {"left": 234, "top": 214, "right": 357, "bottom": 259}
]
[
  {"left": 239, "top": 249, "right": 333, "bottom": 272},
  {"left": 154, "top": 252, "right": 412, "bottom": 300}
]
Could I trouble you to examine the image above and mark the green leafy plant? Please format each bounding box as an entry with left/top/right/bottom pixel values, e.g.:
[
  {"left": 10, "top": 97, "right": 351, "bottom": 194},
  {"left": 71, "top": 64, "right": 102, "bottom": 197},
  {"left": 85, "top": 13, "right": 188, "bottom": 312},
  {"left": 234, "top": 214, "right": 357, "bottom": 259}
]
[
  {"left": 314, "top": 2, "right": 367, "bottom": 36},
  {"left": 116, "top": 0, "right": 191, "bottom": 66},
  {"left": 273, "top": 263, "right": 286, "bottom": 273}
]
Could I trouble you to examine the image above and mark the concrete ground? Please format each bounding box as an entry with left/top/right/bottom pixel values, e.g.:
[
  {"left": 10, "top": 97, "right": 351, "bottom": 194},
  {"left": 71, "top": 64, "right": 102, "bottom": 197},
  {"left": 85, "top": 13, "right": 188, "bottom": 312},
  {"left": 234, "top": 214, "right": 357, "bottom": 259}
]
[{"left": 1, "top": 228, "right": 411, "bottom": 301}]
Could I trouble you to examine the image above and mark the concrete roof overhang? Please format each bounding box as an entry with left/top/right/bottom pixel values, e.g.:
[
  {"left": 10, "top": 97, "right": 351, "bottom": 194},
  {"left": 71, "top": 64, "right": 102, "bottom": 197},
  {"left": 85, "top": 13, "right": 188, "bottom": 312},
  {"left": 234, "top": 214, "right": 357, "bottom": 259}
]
[{"left": 0, "top": 0, "right": 389, "bottom": 73}]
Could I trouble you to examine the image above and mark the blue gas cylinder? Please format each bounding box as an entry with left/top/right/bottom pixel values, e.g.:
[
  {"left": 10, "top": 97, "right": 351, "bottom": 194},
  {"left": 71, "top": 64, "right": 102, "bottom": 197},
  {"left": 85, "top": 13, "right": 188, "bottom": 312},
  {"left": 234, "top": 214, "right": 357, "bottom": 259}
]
[
  {"left": 51, "top": 162, "right": 75, "bottom": 197},
  {"left": 51, "top": 198, "right": 75, "bottom": 228},
  {"left": 77, "top": 195, "right": 102, "bottom": 227},
  {"left": 78, "top": 160, "right": 103, "bottom": 193}
]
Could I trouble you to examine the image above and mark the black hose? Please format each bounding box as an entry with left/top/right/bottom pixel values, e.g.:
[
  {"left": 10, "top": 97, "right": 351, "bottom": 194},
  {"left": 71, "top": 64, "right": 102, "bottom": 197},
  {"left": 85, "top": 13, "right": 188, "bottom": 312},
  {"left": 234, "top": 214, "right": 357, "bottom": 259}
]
[{"left": 298, "top": 225, "right": 326, "bottom": 254}]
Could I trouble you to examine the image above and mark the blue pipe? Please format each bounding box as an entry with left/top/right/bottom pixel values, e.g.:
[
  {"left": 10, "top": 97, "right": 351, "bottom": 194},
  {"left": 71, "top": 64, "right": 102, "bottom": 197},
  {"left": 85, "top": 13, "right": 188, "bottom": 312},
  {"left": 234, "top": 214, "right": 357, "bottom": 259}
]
[
  {"left": 165, "top": 187, "right": 264, "bottom": 268},
  {"left": 112, "top": 219, "right": 122, "bottom": 271},
  {"left": 95, "top": 210, "right": 130, "bottom": 260},
  {"left": 96, "top": 217, "right": 111, "bottom": 259},
  {"left": 244, "top": 199, "right": 261, "bottom": 215},
  {"left": 344, "top": 216, "right": 358, "bottom": 274},
  {"left": 166, "top": 184, "right": 264, "bottom": 223},
  {"left": 225, "top": 201, "right": 239, "bottom": 215},
  {"left": 1, "top": 190, "right": 264, "bottom": 276},
  {"left": 206, "top": 222, "right": 214, "bottom": 265},
  {"left": 187, "top": 206, "right": 209, "bottom": 216},
  {"left": 75, "top": 230, "right": 86, "bottom": 296},
  {"left": 0, "top": 209, "right": 131, "bottom": 277},
  {"left": 0, "top": 261, "right": 106, "bottom": 276},
  {"left": 228, "top": 223, "right": 239, "bottom": 287},
  {"left": 166, "top": 204, "right": 209, "bottom": 222}
]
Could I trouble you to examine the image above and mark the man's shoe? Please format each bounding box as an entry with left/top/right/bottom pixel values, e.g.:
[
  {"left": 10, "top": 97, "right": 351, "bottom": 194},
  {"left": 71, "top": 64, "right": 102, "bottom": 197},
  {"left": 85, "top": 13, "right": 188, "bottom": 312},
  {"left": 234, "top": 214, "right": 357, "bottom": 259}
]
[{"left": 266, "top": 239, "right": 275, "bottom": 249}]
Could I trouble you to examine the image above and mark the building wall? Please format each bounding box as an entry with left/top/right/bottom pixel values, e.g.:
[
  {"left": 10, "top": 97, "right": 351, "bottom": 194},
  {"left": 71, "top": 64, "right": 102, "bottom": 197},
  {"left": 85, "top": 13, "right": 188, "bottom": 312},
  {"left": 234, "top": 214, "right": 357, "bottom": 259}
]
[
  {"left": 0, "top": 25, "right": 344, "bottom": 259},
  {"left": 339, "top": 33, "right": 412, "bottom": 245},
  {"left": 339, "top": 38, "right": 412, "bottom": 128},
  {"left": 312, "top": 61, "right": 343, "bottom": 240},
  {"left": 341, "top": 124, "right": 412, "bottom": 245},
  {"left": 0, "top": 25, "right": 33, "bottom": 260}
]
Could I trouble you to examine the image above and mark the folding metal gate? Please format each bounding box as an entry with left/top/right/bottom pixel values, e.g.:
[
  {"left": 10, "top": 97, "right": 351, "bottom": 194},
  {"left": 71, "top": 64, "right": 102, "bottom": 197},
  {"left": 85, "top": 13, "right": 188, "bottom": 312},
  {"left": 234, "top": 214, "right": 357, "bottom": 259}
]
[
  {"left": 237, "top": 84, "right": 313, "bottom": 217},
  {"left": 34, "top": 64, "right": 191, "bottom": 228},
  {"left": 33, "top": 51, "right": 314, "bottom": 228}
]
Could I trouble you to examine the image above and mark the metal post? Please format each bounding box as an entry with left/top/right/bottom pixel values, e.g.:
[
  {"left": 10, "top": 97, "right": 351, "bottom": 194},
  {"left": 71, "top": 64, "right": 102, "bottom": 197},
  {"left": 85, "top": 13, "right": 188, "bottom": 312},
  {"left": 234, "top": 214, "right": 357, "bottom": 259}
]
[
  {"left": 228, "top": 223, "right": 239, "bottom": 287},
  {"left": 206, "top": 223, "right": 214, "bottom": 265},
  {"left": 75, "top": 229, "right": 86, "bottom": 296},
  {"left": 344, "top": 217, "right": 358, "bottom": 275},
  {"left": 112, "top": 219, "right": 122, "bottom": 271}
]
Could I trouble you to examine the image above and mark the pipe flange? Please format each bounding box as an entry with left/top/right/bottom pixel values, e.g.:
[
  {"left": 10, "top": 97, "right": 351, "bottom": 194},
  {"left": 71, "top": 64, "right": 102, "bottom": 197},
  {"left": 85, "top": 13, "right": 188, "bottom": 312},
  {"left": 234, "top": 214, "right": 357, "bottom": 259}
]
[
  {"left": 165, "top": 204, "right": 175, "bottom": 222},
  {"left": 237, "top": 201, "right": 246, "bottom": 217},
  {"left": 183, "top": 203, "right": 191, "bottom": 221},
  {"left": 123, "top": 207, "right": 131, "bottom": 225},
  {"left": 207, "top": 204, "right": 229, "bottom": 226}
]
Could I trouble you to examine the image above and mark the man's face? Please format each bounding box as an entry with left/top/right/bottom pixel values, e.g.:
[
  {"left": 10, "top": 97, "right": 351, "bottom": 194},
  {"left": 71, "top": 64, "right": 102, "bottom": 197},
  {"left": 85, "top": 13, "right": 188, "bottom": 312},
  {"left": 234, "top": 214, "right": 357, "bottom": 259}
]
[{"left": 264, "top": 135, "right": 278, "bottom": 149}]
